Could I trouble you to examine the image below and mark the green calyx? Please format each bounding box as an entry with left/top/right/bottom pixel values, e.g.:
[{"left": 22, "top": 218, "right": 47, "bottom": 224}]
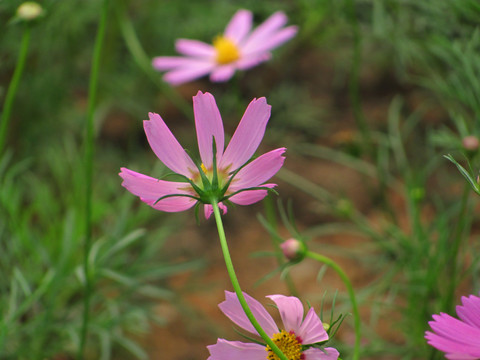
[{"left": 154, "top": 137, "right": 277, "bottom": 207}]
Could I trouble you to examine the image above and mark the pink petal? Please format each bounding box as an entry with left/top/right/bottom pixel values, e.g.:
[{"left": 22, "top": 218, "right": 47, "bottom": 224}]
[
  {"left": 236, "top": 53, "right": 272, "bottom": 70},
  {"left": 210, "top": 65, "right": 236, "bottom": 82},
  {"left": 244, "top": 26, "right": 297, "bottom": 55},
  {"left": 162, "top": 61, "right": 215, "bottom": 85},
  {"left": 219, "top": 291, "right": 278, "bottom": 337},
  {"left": 203, "top": 202, "right": 228, "bottom": 219},
  {"left": 426, "top": 331, "right": 480, "bottom": 358},
  {"left": 446, "top": 354, "right": 479, "bottom": 360},
  {"left": 143, "top": 113, "right": 196, "bottom": 177},
  {"left": 220, "top": 97, "right": 272, "bottom": 171},
  {"left": 429, "top": 313, "right": 480, "bottom": 346},
  {"left": 152, "top": 56, "right": 206, "bottom": 70},
  {"left": 193, "top": 91, "right": 225, "bottom": 169},
  {"left": 229, "top": 148, "right": 286, "bottom": 190},
  {"left": 457, "top": 294, "right": 480, "bottom": 328},
  {"left": 175, "top": 39, "right": 215, "bottom": 57},
  {"left": 207, "top": 339, "right": 265, "bottom": 360},
  {"left": 119, "top": 168, "right": 196, "bottom": 212},
  {"left": 228, "top": 184, "right": 275, "bottom": 206},
  {"left": 224, "top": 9, "right": 253, "bottom": 43},
  {"left": 242, "top": 12, "right": 289, "bottom": 51},
  {"left": 303, "top": 347, "right": 340, "bottom": 360},
  {"left": 266, "top": 295, "right": 304, "bottom": 333},
  {"left": 297, "top": 307, "right": 329, "bottom": 344}
]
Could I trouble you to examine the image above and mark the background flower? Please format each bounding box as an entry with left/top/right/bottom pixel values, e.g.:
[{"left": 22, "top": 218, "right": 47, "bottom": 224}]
[
  {"left": 425, "top": 292, "right": 480, "bottom": 359},
  {"left": 152, "top": 9, "right": 297, "bottom": 85},
  {"left": 207, "top": 291, "right": 339, "bottom": 360}
]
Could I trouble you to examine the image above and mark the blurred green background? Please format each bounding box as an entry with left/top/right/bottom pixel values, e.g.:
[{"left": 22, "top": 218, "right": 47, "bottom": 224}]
[{"left": 1, "top": 0, "right": 480, "bottom": 359}]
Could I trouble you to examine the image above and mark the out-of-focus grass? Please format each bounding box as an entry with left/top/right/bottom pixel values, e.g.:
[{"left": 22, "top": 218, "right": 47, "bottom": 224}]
[{"left": 0, "top": 137, "right": 204, "bottom": 359}]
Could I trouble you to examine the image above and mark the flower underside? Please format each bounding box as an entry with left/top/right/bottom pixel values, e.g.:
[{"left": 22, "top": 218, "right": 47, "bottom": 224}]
[
  {"left": 213, "top": 36, "right": 240, "bottom": 64},
  {"left": 265, "top": 330, "right": 304, "bottom": 360},
  {"left": 191, "top": 163, "right": 228, "bottom": 187},
  {"left": 155, "top": 155, "right": 276, "bottom": 207}
]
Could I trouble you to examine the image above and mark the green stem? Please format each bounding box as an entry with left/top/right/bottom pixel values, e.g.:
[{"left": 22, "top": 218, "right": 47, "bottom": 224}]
[
  {"left": 211, "top": 199, "right": 288, "bottom": 360},
  {"left": 306, "top": 250, "right": 361, "bottom": 360},
  {"left": 77, "top": 0, "right": 109, "bottom": 358},
  {"left": 0, "top": 25, "right": 31, "bottom": 155},
  {"left": 263, "top": 196, "right": 299, "bottom": 297}
]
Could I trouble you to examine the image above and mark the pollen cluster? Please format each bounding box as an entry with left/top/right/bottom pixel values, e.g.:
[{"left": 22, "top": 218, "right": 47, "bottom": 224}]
[
  {"left": 213, "top": 36, "right": 240, "bottom": 64},
  {"left": 265, "top": 330, "right": 304, "bottom": 360}
]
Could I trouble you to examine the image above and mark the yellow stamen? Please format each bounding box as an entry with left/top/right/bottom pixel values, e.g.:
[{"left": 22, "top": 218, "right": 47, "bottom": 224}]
[
  {"left": 200, "top": 163, "right": 208, "bottom": 174},
  {"left": 265, "top": 330, "right": 303, "bottom": 360},
  {"left": 213, "top": 36, "right": 240, "bottom": 64}
]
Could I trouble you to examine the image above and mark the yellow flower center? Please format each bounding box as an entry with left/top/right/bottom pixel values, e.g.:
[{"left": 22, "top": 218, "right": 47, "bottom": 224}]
[
  {"left": 265, "top": 330, "right": 304, "bottom": 360},
  {"left": 213, "top": 36, "right": 240, "bottom": 64}
]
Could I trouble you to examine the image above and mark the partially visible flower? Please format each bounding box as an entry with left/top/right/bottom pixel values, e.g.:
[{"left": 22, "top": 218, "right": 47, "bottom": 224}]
[
  {"left": 425, "top": 292, "right": 480, "bottom": 359},
  {"left": 207, "top": 291, "right": 339, "bottom": 360},
  {"left": 281, "top": 238, "right": 306, "bottom": 262},
  {"left": 16, "top": 2, "right": 44, "bottom": 21},
  {"left": 153, "top": 9, "right": 297, "bottom": 85},
  {"left": 120, "top": 91, "right": 285, "bottom": 219}
]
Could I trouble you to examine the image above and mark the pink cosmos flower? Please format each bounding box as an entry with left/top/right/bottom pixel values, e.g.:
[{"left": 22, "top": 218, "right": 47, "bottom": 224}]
[
  {"left": 152, "top": 9, "right": 297, "bottom": 85},
  {"left": 425, "top": 292, "right": 480, "bottom": 359},
  {"left": 207, "top": 291, "right": 340, "bottom": 360},
  {"left": 119, "top": 91, "right": 285, "bottom": 219}
]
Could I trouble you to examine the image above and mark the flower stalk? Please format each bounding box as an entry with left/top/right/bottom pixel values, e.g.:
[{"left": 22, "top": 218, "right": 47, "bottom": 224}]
[
  {"left": 211, "top": 199, "right": 289, "bottom": 360},
  {"left": 78, "top": 0, "right": 109, "bottom": 358},
  {"left": 306, "top": 250, "right": 361, "bottom": 360},
  {"left": 0, "top": 25, "right": 31, "bottom": 155}
]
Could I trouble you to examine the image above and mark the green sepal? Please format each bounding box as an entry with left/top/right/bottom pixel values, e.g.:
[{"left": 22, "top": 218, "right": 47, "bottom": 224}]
[
  {"left": 162, "top": 171, "right": 205, "bottom": 197},
  {"left": 221, "top": 186, "right": 279, "bottom": 202},
  {"left": 194, "top": 201, "right": 201, "bottom": 224},
  {"left": 219, "top": 157, "right": 254, "bottom": 195},
  {"left": 231, "top": 327, "right": 265, "bottom": 346},
  {"left": 211, "top": 136, "right": 219, "bottom": 189},
  {"left": 185, "top": 148, "right": 211, "bottom": 190},
  {"left": 444, "top": 154, "right": 480, "bottom": 195},
  {"left": 153, "top": 193, "right": 200, "bottom": 205}
]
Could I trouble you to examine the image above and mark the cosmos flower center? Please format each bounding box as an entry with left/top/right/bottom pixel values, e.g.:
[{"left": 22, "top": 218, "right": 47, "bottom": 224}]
[
  {"left": 265, "top": 330, "right": 304, "bottom": 360},
  {"left": 213, "top": 36, "right": 240, "bottom": 64}
]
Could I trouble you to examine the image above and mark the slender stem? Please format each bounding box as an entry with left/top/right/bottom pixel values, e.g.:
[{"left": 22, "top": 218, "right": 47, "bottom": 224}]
[
  {"left": 306, "top": 250, "right": 361, "bottom": 360},
  {"left": 0, "top": 25, "right": 31, "bottom": 155},
  {"left": 211, "top": 199, "right": 288, "bottom": 360},
  {"left": 77, "top": 0, "right": 109, "bottom": 358},
  {"left": 263, "top": 196, "right": 299, "bottom": 297}
]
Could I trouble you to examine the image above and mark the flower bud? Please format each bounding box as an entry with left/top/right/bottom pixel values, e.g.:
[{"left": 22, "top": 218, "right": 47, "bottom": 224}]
[
  {"left": 280, "top": 238, "right": 306, "bottom": 262},
  {"left": 462, "top": 135, "right": 479, "bottom": 152},
  {"left": 16, "top": 2, "right": 44, "bottom": 21}
]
